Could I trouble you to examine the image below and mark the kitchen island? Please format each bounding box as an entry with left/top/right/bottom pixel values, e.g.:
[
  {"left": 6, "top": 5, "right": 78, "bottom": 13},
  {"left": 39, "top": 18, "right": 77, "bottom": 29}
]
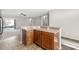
[{"left": 21, "top": 26, "right": 61, "bottom": 50}]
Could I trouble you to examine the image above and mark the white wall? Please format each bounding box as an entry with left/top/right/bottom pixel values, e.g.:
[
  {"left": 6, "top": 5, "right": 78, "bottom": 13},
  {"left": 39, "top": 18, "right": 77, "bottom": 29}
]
[
  {"left": 15, "top": 17, "right": 30, "bottom": 29},
  {"left": 0, "top": 10, "right": 2, "bottom": 16},
  {"left": 31, "top": 14, "right": 49, "bottom": 26},
  {"left": 32, "top": 17, "right": 41, "bottom": 26},
  {"left": 49, "top": 10, "right": 79, "bottom": 40}
]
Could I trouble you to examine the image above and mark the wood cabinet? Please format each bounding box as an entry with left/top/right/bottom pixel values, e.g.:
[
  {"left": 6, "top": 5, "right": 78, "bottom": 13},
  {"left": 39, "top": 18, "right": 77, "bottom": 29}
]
[
  {"left": 26, "top": 30, "right": 34, "bottom": 45},
  {"left": 41, "top": 31, "right": 54, "bottom": 50},
  {"left": 34, "top": 30, "right": 42, "bottom": 46},
  {"left": 34, "top": 30, "right": 54, "bottom": 50},
  {"left": 22, "top": 29, "right": 55, "bottom": 50},
  {"left": 22, "top": 29, "right": 34, "bottom": 46},
  {"left": 22, "top": 29, "right": 27, "bottom": 45}
]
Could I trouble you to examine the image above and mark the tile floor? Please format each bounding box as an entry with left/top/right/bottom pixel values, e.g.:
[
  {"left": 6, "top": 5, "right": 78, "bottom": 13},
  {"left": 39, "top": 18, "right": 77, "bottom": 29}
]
[{"left": 0, "top": 29, "right": 42, "bottom": 50}]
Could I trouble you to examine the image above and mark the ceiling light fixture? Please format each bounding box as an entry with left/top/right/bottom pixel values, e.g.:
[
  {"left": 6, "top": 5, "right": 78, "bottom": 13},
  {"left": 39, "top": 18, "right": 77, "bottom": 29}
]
[
  {"left": 20, "top": 13, "right": 26, "bottom": 16},
  {"left": 18, "top": 12, "right": 27, "bottom": 16}
]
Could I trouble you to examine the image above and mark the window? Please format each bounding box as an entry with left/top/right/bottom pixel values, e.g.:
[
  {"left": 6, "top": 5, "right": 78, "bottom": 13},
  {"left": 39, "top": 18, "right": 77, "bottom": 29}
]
[{"left": 3, "top": 19, "right": 16, "bottom": 29}]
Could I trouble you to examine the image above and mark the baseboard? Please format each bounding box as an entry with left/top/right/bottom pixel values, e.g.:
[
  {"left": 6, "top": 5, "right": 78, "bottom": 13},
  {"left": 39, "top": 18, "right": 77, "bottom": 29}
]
[
  {"left": 61, "top": 36, "right": 79, "bottom": 49},
  {"left": 61, "top": 36, "right": 79, "bottom": 43}
]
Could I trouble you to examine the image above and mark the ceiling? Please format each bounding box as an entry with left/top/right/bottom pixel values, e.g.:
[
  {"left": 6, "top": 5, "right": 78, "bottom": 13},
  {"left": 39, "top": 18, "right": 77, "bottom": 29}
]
[{"left": 1, "top": 9, "right": 51, "bottom": 17}]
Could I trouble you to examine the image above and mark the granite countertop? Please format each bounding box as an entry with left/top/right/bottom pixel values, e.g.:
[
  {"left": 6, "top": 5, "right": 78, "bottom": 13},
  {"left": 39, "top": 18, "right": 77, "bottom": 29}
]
[
  {"left": 35, "top": 28, "right": 59, "bottom": 34},
  {"left": 22, "top": 26, "right": 59, "bottom": 34},
  {"left": 22, "top": 26, "right": 59, "bottom": 33}
]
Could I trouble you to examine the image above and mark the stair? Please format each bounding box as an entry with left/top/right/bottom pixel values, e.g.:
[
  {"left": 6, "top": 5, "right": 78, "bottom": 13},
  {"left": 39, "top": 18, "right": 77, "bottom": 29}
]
[{"left": 61, "top": 37, "right": 79, "bottom": 50}]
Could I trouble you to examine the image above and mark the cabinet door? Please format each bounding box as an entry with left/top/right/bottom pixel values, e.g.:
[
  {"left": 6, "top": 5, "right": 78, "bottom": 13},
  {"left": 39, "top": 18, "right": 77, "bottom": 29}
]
[
  {"left": 22, "top": 29, "right": 27, "bottom": 45},
  {"left": 34, "top": 30, "right": 41, "bottom": 46},
  {"left": 41, "top": 31, "right": 54, "bottom": 50},
  {"left": 37, "top": 30, "right": 42, "bottom": 46},
  {"left": 26, "top": 31, "right": 34, "bottom": 45},
  {"left": 34, "top": 30, "right": 38, "bottom": 43}
]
